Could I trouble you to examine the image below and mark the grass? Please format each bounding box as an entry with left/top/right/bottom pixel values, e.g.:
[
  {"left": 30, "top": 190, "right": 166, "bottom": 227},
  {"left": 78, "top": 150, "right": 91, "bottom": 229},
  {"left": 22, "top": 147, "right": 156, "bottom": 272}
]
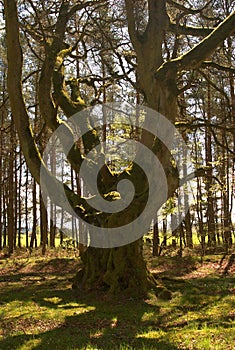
[{"left": 0, "top": 247, "right": 234, "bottom": 349}]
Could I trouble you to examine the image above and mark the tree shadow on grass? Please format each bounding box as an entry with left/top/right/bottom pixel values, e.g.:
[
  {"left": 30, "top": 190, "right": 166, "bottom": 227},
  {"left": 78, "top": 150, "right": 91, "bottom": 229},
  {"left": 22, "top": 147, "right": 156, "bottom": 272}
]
[
  {"left": 0, "top": 259, "right": 234, "bottom": 350},
  {"left": 0, "top": 288, "right": 178, "bottom": 350}
]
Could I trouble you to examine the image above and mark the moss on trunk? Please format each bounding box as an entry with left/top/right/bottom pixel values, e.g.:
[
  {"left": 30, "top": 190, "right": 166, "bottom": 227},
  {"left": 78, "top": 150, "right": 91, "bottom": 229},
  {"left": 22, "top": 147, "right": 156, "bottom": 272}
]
[{"left": 72, "top": 239, "right": 156, "bottom": 297}]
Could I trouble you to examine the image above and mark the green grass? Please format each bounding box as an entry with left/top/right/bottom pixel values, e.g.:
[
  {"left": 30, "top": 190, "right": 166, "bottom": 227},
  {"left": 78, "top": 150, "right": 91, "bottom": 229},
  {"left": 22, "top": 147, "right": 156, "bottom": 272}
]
[{"left": 0, "top": 249, "right": 234, "bottom": 349}]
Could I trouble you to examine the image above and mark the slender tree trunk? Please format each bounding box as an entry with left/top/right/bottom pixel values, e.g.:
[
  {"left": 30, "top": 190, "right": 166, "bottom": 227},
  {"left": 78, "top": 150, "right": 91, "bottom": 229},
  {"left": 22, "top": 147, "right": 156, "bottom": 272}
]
[
  {"left": 162, "top": 218, "right": 167, "bottom": 247},
  {"left": 14, "top": 146, "right": 17, "bottom": 248},
  {"left": 30, "top": 179, "right": 37, "bottom": 249},
  {"left": 197, "top": 176, "right": 205, "bottom": 254},
  {"left": 178, "top": 223, "right": 184, "bottom": 258},
  {"left": 184, "top": 212, "right": 193, "bottom": 248},
  {"left": 25, "top": 167, "right": 29, "bottom": 248},
  {"left": 214, "top": 200, "right": 220, "bottom": 245},
  {"left": 220, "top": 132, "right": 232, "bottom": 251},
  {"left": 228, "top": 63, "right": 234, "bottom": 247},
  {"left": 40, "top": 191, "right": 48, "bottom": 255},
  {"left": 8, "top": 119, "right": 14, "bottom": 254},
  {"left": 3, "top": 185, "right": 7, "bottom": 247},
  {"left": 17, "top": 151, "right": 22, "bottom": 248},
  {"left": 49, "top": 205, "right": 55, "bottom": 248},
  {"left": 180, "top": 94, "right": 193, "bottom": 248},
  {"left": 71, "top": 167, "right": 75, "bottom": 245},
  {"left": 0, "top": 120, "right": 2, "bottom": 250},
  {"left": 76, "top": 171, "right": 85, "bottom": 255},
  {"left": 0, "top": 62, "right": 7, "bottom": 250},
  {"left": 153, "top": 217, "right": 160, "bottom": 256},
  {"left": 49, "top": 145, "right": 56, "bottom": 248},
  {"left": 205, "top": 80, "right": 216, "bottom": 246},
  {"left": 182, "top": 139, "right": 193, "bottom": 248}
]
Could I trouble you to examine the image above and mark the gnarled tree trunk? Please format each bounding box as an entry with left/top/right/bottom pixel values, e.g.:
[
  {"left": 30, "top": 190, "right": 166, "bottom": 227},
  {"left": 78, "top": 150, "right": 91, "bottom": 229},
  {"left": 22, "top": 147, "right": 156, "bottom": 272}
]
[{"left": 74, "top": 240, "right": 155, "bottom": 296}]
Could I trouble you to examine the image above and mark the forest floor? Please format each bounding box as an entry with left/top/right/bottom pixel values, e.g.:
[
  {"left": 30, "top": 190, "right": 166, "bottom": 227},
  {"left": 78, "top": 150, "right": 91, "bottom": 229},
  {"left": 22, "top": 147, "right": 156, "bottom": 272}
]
[{"left": 0, "top": 246, "right": 234, "bottom": 350}]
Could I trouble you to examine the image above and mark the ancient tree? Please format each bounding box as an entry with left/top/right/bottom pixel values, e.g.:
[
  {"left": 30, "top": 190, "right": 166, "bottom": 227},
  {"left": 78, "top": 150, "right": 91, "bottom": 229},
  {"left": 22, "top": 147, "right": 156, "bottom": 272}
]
[{"left": 4, "top": 0, "right": 235, "bottom": 295}]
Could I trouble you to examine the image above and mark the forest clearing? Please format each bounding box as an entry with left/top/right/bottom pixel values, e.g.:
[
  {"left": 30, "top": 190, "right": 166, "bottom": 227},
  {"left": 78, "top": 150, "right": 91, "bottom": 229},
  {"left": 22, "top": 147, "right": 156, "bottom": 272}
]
[{"left": 0, "top": 247, "right": 234, "bottom": 350}]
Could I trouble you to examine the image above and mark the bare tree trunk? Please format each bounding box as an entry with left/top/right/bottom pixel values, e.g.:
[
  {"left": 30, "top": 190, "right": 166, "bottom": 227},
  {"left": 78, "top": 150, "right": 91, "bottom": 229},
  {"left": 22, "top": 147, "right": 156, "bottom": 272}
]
[
  {"left": 162, "top": 218, "right": 167, "bottom": 247},
  {"left": 228, "top": 56, "right": 235, "bottom": 247},
  {"left": 71, "top": 167, "right": 75, "bottom": 245},
  {"left": 3, "top": 185, "right": 7, "bottom": 248},
  {"left": 214, "top": 200, "right": 220, "bottom": 245},
  {"left": 14, "top": 146, "right": 17, "bottom": 248},
  {"left": 153, "top": 217, "right": 160, "bottom": 256},
  {"left": 8, "top": 118, "right": 15, "bottom": 254},
  {"left": 197, "top": 176, "right": 205, "bottom": 254},
  {"left": 180, "top": 92, "right": 193, "bottom": 248},
  {"left": 76, "top": 171, "right": 85, "bottom": 255},
  {"left": 0, "top": 118, "right": 2, "bottom": 250},
  {"left": 25, "top": 167, "right": 29, "bottom": 248},
  {"left": 30, "top": 179, "right": 37, "bottom": 249},
  {"left": 40, "top": 191, "right": 48, "bottom": 255},
  {"left": 220, "top": 131, "right": 232, "bottom": 251},
  {"left": 205, "top": 80, "right": 216, "bottom": 246},
  {"left": 17, "top": 151, "right": 22, "bottom": 248}
]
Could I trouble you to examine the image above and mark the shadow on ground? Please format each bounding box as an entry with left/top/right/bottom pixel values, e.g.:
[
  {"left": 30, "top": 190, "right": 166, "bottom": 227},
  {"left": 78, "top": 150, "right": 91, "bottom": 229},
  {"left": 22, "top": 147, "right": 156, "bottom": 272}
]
[
  {"left": 0, "top": 256, "right": 234, "bottom": 350},
  {"left": 0, "top": 286, "right": 178, "bottom": 350}
]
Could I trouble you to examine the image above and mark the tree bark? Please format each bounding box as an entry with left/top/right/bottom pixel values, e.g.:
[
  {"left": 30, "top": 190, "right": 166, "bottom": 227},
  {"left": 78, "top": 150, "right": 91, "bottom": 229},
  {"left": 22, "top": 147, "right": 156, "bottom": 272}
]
[
  {"left": 7, "top": 118, "right": 14, "bottom": 255},
  {"left": 40, "top": 191, "right": 48, "bottom": 255},
  {"left": 73, "top": 240, "right": 155, "bottom": 296},
  {"left": 205, "top": 80, "right": 216, "bottom": 246}
]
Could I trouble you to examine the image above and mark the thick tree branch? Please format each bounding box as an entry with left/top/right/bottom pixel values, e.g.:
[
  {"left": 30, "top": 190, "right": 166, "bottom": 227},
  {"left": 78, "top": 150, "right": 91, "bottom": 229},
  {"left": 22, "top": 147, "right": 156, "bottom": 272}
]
[
  {"left": 146, "top": 0, "right": 168, "bottom": 37},
  {"left": 157, "top": 11, "right": 235, "bottom": 77},
  {"left": 36, "top": 2, "right": 112, "bottom": 187},
  {"left": 52, "top": 48, "right": 113, "bottom": 188},
  {"left": 38, "top": 2, "right": 70, "bottom": 130},
  {"left": 201, "top": 61, "right": 235, "bottom": 73},
  {"left": 4, "top": 0, "right": 42, "bottom": 183},
  {"left": 168, "top": 22, "right": 213, "bottom": 37},
  {"left": 35, "top": 4, "right": 87, "bottom": 176},
  {"left": 68, "top": 0, "right": 105, "bottom": 18},
  {"left": 4, "top": 0, "right": 122, "bottom": 226},
  {"left": 38, "top": 1, "right": 97, "bottom": 127},
  {"left": 53, "top": 47, "right": 86, "bottom": 117},
  {"left": 166, "top": 0, "right": 213, "bottom": 15},
  {"left": 124, "top": 0, "right": 140, "bottom": 50},
  {"left": 4, "top": 0, "right": 93, "bottom": 216}
]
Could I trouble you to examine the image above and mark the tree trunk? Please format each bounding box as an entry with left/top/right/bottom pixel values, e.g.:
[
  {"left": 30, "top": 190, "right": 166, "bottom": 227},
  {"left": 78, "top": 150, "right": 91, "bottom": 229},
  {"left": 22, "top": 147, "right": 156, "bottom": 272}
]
[
  {"left": 25, "top": 167, "right": 29, "bottom": 248},
  {"left": 8, "top": 120, "right": 15, "bottom": 255},
  {"left": 30, "top": 179, "right": 37, "bottom": 249},
  {"left": 153, "top": 217, "right": 160, "bottom": 256},
  {"left": 73, "top": 239, "right": 155, "bottom": 296},
  {"left": 40, "top": 191, "right": 48, "bottom": 255},
  {"left": 3, "top": 186, "right": 7, "bottom": 248},
  {"left": 14, "top": 147, "right": 17, "bottom": 248},
  {"left": 49, "top": 146, "right": 56, "bottom": 248},
  {"left": 184, "top": 211, "right": 193, "bottom": 248},
  {"left": 17, "top": 151, "right": 22, "bottom": 248},
  {"left": 0, "top": 120, "right": 2, "bottom": 250},
  {"left": 182, "top": 127, "right": 193, "bottom": 248},
  {"left": 205, "top": 80, "right": 216, "bottom": 246}
]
